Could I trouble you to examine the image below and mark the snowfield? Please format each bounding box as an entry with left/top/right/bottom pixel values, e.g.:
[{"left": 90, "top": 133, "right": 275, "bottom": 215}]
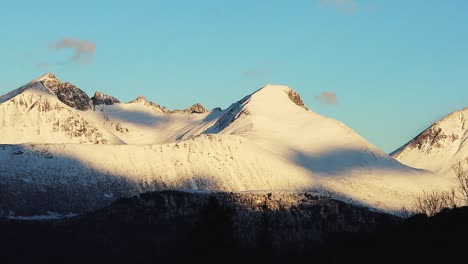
[{"left": 0, "top": 74, "right": 458, "bottom": 215}]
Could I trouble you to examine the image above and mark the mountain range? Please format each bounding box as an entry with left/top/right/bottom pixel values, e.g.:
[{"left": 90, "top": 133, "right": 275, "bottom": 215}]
[{"left": 0, "top": 73, "right": 465, "bottom": 217}]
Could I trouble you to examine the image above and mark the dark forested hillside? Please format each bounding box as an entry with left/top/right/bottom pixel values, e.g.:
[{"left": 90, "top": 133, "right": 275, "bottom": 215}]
[{"left": 1, "top": 191, "right": 467, "bottom": 264}]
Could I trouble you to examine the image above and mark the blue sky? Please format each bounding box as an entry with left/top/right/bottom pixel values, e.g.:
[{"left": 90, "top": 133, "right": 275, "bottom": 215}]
[{"left": 0, "top": 0, "right": 467, "bottom": 152}]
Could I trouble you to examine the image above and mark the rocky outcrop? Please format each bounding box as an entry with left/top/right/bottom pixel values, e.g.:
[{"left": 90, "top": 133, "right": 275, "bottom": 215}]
[
  {"left": 91, "top": 91, "right": 120, "bottom": 106},
  {"left": 288, "top": 90, "right": 309, "bottom": 110},
  {"left": 128, "top": 96, "right": 207, "bottom": 114},
  {"left": 182, "top": 103, "right": 207, "bottom": 114},
  {"left": 172, "top": 103, "right": 208, "bottom": 114},
  {"left": 392, "top": 109, "right": 467, "bottom": 157},
  {"left": 39, "top": 73, "right": 91, "bottom": 111},
  {"left": 128, "top": 95, "right": 170, "bottom": 113}
]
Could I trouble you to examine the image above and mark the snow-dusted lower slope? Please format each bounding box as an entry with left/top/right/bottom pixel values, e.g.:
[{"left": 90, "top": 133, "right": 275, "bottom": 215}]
[
  {"left": 392, "top": 108, "right": 468, "bottom": 175},
  {"left": 0, "top": 134, "right": 446, "bottom": 215}
]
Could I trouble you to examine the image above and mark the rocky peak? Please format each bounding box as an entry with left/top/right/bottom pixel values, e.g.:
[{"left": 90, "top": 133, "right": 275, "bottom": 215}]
[
  {"left": 128, "top": 96, "right": 170, "bottom": 113},
  {"left": 392, "top": 108, "right": 467, "bottom": 157},
  {"left": 185, "top": 103, "right": 207, "bottom": 114},
  {"left": 92, "top": 91, "right": 121, "bottom": 106},
  {"left": 37, "top": 73, "right": 91, "bottom": 111}
]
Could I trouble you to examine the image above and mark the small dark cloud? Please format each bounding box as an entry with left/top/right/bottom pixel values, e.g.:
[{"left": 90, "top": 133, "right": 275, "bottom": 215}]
[
  {"left": 49, "top": 38, "right": 96, "bottom": 64},
  {"left": 36, "top": 63, "right": 49, "bottom": 69},
  {"left": 315, "top": 91, "right": 338, "bottom": 105},
  {"left": 317, "top": 0, "right": 358, "bottom": 14}
]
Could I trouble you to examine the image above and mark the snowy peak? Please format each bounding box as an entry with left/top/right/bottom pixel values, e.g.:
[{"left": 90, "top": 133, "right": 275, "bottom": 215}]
[
  {"left": 248, "top": 85, "right": 310, "bottom": 113},
  {"left": 392, "top": 108, "right": 468, "bottom": 173},
  {"left": 172, "top": 103, "right": 208, "bottom": 114},
  {"left": 393, "top": 108, "right": 467, "bottom": 156},
  {"left": 36, "top": 72, "right": 57, "bottom": 82},
  {"left": 128, "top": 95, "right": 169, "bottom": 113},
  {"left": 183, "top": 103, "right": 208, "bottom": 114},
  {"left": 92, "top": 91, "right": 121, "bottom": 106},
  {"left": 127, "top": 96, "right": 207, "bottom": 114},
  {"left": 37, "top": 73, "right": 91, "bottom": 111},
  {"left": 205, "top": 85, "right": 311, "bottom": 134},
  {"left": 0, "top": 79, "right": 54, "bottom": 105},
  {"left": 0, "top": 73, "right": 92, "bottom": 111}
]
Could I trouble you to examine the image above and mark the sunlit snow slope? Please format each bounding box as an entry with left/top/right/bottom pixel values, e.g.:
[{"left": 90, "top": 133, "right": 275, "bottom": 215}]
[{"left": 0, "top": 74, "right": 454, "bottom": 215}]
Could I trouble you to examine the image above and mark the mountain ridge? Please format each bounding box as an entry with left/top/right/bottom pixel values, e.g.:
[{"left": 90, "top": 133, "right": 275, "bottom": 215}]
[{"left": 0, "top": 73, "right": 454, "bottom": 216}]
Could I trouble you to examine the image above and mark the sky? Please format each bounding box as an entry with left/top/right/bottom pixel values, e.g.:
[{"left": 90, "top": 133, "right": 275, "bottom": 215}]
[{"left": 0, "top": 0, "right": 467, "bottom": 153}]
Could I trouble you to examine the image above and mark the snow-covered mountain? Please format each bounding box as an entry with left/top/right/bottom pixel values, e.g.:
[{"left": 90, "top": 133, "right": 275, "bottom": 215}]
[
  {"left": 392, "top": 108, "right": 468, "bottom": 175},
  {"left": 0, "top": 73, "right": 453, "bottom": 216},
  {"left": 0, "top": 74, "right": 121, "bottom": 144}
]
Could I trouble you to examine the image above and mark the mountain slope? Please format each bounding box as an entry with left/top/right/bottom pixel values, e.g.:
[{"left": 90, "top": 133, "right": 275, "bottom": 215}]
[
  {"left": 180, "top": 85, "right": 417, "bottom": 175},
  {"left": 0, "top": 75, "right": 454, "bottom": 216},
  {"left": 392, "top": 108, "right": 468, "bottom": 175},
  {"left": 0, "top": 74, "right": 122, "bottom": 144}
]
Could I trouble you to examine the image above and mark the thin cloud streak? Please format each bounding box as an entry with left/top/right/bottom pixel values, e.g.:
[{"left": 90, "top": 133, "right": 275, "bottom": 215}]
[
  {"left": 315, "top": 91, "right": 338, "bottom": 105},
  {"left": 49, "top": 38, "right": 96, "bottom": 64}
]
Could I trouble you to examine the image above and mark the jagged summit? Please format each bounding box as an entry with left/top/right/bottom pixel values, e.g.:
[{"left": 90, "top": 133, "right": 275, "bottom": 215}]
[
  {"left": 128, "top": 95, "right": 148, "bottom": 104},
  {"left": 184, "top": 103, "right": 208, "bottom": 114},
  {"left": 0, "top": 73, "right": 92, "bottom": 111},
  {"left": 36, "top": 73, "right": 91, "bottom": 111},
  {"left": 392, "top": 107, "right": 468, "bottom": 174},
  {"left": 127, "top": 95, "right": 208, "bottom": 114},
  {"left": 128, "top": 95, "right": 170, "bottom": 113},
  {"left": 36, "top": 72, "right": 57, "bottom": 82},
  {"left": 92, "top": 91, "right": 120, "bottom": 106}
]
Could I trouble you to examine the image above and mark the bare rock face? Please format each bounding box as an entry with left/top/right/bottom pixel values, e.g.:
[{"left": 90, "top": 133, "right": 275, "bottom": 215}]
[
  {"left": 171, "top": 103, "right": 208, "bottom": 114},
  {"left": 40, "top": 73, "right": 91, "bottom": 111},
  {"left": 183, "top": 103, "right": 208, "bottom": 114},
  {"left": 287, "top": 90, "right": 309, "bottom": 111},
  {"left": 392, "top": 109, "right": 467, "bottom": 158},
  {"left": 91, "top": 91, "right": 121, "bottom": 106}
]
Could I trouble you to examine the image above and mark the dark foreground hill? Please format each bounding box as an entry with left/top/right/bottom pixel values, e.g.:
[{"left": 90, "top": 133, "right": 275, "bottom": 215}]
[{"left": 0, "top": 190, "right": 467, "bottom": 263}]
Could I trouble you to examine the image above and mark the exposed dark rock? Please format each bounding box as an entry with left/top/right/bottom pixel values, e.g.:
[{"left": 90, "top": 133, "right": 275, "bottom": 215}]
[
  {"left": 40, "top": 73, "right": 91, "bottom": 111},
  {"left": 287, "top": 90, "right": 309, "bottom": 110},
  {"left": 171, "top": 103, "right": 208, "bottom": 114},
  {"left": 92, "top": 91, "right": 121, "bottom": 106},
  {"left": 182, "top": 103, "right": 208, "bottom": 114}
]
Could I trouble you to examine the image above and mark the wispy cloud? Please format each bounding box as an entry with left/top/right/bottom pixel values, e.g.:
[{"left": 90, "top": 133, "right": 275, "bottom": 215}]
[
  {"left": 315, "top": 91, "right": 338, "bottom": 105},
  {"left": 318, "top": 0, "right": 358, "bottom": 14},
  {"left": 49, "top": 38, "right": 96, "bottom": 64}
]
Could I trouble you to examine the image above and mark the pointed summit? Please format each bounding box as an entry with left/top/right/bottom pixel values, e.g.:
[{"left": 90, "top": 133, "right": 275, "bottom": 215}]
[
  {"left": 250, "top": 85, "right": 309, "bottom": 111},
  {"left": 36, "top": 72, "right": 58, "bottom": 82},
  {"left": 33, "top": 73, "right": 92, "bottom": 111},
  {"left": 392, "top": 107, "right": 468, "bottom": 174},
  {"left": 184, "top": 103, "right": 208, "bottom": 114},
  {"left": 128, "top": 95, "right": 170, "bottom": 113},
  {"left": 92, "top": 91, "right": 120, "bottom": 106}
]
